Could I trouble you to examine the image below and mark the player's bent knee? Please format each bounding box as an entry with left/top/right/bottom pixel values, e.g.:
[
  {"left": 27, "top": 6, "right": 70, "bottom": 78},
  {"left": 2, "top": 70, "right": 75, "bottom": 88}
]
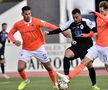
[
  {"left": 86, "top": 62, "right": 93, "bottom": 68},
  {"left": 45, "top": 66, "right": 52, "bottom": 71},
  {"left": 106, "top": 68, "right": 108, "bottom": 72},
  {"left": 105, "top": 67, "right": 108, "bottom": 72},
  {"left": 0, "top": 60, "right": 5, "bottom": 64},
  {"left": 65, "top": 50, "right": 74, "bottom": 58},
  {"left": 18, "top": 67, "right": 25, "bottom": 72},
  {"left": 81, "top": 57, "right": 92, "bottom": 66},
  {"left": 42, "top": 62, "right": 52, "bottom": 71},
  {"left": 105, "top": 64, "right": 108, "bottom": 72}
]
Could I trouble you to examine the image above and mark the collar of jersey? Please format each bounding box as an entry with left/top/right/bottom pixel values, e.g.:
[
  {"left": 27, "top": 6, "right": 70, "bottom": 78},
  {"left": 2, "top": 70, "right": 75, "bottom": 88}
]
[{"left": 23, "top": 17, "right": 32, "bottom": 25}]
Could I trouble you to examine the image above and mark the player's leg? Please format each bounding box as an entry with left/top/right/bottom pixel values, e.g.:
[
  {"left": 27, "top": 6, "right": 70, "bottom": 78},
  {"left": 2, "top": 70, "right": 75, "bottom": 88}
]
[
  {"left": 79, "top": 49, "right": 100, "bottom": 90},
  {"left": 63, "top": 47, "right": 76, "bottom": 75},
  {"left": 18, "top": 50, "right": 31, "bottom": 90},
  {"left": 68, "top": 45, "right": 99, "bottom": 79},
  {"left": 57, "top": 57, "right": 91, "bottom": 83},
  {"left": 69, "top": 57, "right": 91, "bottom": 78},
  {"left": 18, "top": 60, "right": 30, "bottom": 90},
  {"left": 18, "top": 60, "right": 27, "bottom": 81},
  {"left": 105, "top": 64, "right": 108, "bottom": 72},
  {"left": 0, "top": 62, "right": 10, "bottom": 79},
  {"left": 87, "top": 62, "right": 100, "bottom": 90},
  {"left": 41, "top": 61, "right": 59, "bottom": 90},
  {"left": 42, "top": 62, "right": 58, "bottom": 86},
  {"left": 57, "top": 45, "right": 98, "bottom": 83},
  {"left": 87, "top": 62, "right": 96, "bottom": 86},
  {"left": 102, "top": 47, "right": 108, "bottom": 72},
  {"left": 0, "top": 59, "right": 5, "bottom": 75},
  {"left": 63, "top": 57, "right": 70, "bottom": 75},
  {"left": 33, "top": 45, "right": 58, "bottom": 89},
  {"left": 0, "top": 53, "right": 10, "bottom": 79},
  {"left": 0, "top": 63, "right": 5, "bottom": 74}
]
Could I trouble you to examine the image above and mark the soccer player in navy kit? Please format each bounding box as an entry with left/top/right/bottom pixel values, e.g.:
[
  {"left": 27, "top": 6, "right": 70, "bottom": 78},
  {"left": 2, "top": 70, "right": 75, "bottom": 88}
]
[
  {"left": 0, "top": 23, "right": 10, "bottom": 79},
  {"left": 44, "top": 8, "right": 100, "bottom": 90}
]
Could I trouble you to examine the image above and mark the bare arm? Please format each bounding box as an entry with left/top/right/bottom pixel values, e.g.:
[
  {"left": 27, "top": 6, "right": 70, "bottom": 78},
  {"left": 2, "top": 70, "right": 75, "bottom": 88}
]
[
  {"left": 61, "top": 31, "right": 72, "bottom": 38},
  {"left": 90, "top": 11, "right": 108, "bottom": 23}
]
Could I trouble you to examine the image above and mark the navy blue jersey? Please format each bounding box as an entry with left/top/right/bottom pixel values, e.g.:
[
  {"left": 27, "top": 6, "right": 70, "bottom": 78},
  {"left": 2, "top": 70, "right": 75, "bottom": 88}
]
[
  {"left": 60, "top": 18, "right": 95, "bottom": 50},
  {"left": 0, "top": 31, "right": 8, "bottom": 51}
]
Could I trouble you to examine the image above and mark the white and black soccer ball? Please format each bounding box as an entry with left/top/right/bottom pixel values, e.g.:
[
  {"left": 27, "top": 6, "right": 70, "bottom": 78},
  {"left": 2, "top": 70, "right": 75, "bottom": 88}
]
[{"left": 58, "top": 79, "right": 68, "bottom": 90}]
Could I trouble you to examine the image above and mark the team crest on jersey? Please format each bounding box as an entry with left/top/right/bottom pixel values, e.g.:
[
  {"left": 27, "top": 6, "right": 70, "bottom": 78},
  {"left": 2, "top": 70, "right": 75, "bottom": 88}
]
[
  {"left": 89, "top": 22, "right": 93, "bottom": 26},
  {"left": 80, "top": 24, "right": 84, "bottom": 29}
]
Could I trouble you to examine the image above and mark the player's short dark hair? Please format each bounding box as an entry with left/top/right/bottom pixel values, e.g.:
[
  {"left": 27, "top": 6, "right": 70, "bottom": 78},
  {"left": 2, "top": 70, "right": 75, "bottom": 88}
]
[
  {"left": 72, "top": 8, "right": 81, "bottom": 14},
  {"left": 2, "top": 23, "right": 7, "bottom": 26},
  {"left": 99, "top": 1, "right": 108, "bottom": 9},
  {"left": 22, "top": 6, "right": 31, "bottom": 12}
]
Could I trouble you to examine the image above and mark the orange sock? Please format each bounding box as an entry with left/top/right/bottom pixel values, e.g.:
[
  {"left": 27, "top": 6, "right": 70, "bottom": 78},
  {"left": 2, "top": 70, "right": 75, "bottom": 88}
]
[
  {"left": 19, "top": 70, "right": 27, "bottom": 80},
  {"left": 48, "top": 69, "right": 57, "bottom": 85},
  {"left": 68, "top": 64, "right": 85, "bottom": 79}
]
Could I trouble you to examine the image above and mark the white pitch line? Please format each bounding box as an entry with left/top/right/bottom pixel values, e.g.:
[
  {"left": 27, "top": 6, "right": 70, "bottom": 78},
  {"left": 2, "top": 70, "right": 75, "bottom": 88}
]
[{"left": 0, "top": 81, "right": 11, "bottom": 85}]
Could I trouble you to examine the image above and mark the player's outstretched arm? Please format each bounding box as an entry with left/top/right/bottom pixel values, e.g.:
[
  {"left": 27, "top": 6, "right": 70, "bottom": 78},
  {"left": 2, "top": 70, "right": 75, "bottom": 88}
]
[
  {"left": 79, "top": 31, "right": 94, "bottom": 38},
  {"left": 90, "top": 11, "right": 108, "bottom": 23},
  {"left": 44, "top": 28, "right": 62, "bottom": 35},
  {"left": 43, "top": 22, "right": 58, "bottom": 30},
  {"left": 95, "top": 12, "right": 108, "bottom": 23}
]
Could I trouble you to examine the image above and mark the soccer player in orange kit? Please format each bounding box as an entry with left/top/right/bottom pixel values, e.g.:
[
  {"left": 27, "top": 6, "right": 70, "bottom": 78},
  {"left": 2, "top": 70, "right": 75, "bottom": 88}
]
[
  {"left": 8, "top": 6, "right": 59, "bottom": 90},
  {"left": 48, "top": 1, "right": 108, "bottom": 89}
]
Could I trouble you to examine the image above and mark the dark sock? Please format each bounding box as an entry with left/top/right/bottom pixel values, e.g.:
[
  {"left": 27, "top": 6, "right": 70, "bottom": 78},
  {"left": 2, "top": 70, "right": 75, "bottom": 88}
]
[
  {"left": 1, "top": 64, "right": 5, "bottom": 74},
  {"left": 88, "top": 67, "right": 96, "bottom": 86},
  {"left": 63, "top": 57, "right": 70, "bottom": 75}
]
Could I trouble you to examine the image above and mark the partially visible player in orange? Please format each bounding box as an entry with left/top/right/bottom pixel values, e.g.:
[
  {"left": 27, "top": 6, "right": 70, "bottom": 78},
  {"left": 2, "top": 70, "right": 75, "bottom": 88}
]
[
  {"left": 8, "top": 6, "right": 59, "bottom": 90},
  {"left": 55, "top": 0, "right": 108, "bottom": 88}
]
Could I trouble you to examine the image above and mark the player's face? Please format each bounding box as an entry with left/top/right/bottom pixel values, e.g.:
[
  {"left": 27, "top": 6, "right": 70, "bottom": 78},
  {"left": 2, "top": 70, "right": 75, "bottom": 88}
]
[
  {"left": 72, "top": 13, "right": 82, "bottom": 24},
  {"left": 22, "top": 10, "right": 32, "bottom": 22},
  {"left": 2, "top": 24, "right": 7, "bottom": 31},
  {"left": 99, "top": 7, "right": 108, "bottom": 16}
]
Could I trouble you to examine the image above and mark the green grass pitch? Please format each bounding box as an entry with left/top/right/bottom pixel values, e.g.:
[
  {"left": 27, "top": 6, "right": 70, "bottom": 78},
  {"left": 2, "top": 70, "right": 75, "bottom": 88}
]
[{"left": 0, "top": 76, "right": 107, "bottom": 90}]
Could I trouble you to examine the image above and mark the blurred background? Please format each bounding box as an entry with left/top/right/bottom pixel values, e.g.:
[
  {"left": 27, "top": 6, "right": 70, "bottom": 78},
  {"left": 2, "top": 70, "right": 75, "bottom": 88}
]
[
  {"left": 0, "top": 0, "right": 106, "bottom": 73},
  {"left": 0, "top": 1, "right": 107, "bottom": 90}
]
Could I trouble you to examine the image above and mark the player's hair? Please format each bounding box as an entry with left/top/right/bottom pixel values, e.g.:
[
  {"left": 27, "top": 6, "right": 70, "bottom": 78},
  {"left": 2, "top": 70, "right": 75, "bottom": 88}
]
[
  {"left": 72, "top": 8, "right": 81, "bottom": 14},
  {"left": 2, "top": 23, "right": 7, "bottom": 26},
  {"left": 99, "top": 1, "right": 108, "bottom": 9},
  {"left": 22, "top": 6, "right": 31, "bottom": 12}
]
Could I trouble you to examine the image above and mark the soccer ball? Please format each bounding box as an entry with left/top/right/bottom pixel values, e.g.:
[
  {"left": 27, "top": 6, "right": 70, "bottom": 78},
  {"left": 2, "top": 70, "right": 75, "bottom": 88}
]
[{"left": 58, "top": 80, "right": 68, "bottom": 90}]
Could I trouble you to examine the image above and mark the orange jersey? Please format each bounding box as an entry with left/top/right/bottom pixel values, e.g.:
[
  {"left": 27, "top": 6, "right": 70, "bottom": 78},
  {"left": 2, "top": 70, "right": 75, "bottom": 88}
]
[
  {"left": 95, "top": 12, "right": 108, "bottom": 46},
  {"left": 8, "top": 17, "right": 57, "bottom": 50}
]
